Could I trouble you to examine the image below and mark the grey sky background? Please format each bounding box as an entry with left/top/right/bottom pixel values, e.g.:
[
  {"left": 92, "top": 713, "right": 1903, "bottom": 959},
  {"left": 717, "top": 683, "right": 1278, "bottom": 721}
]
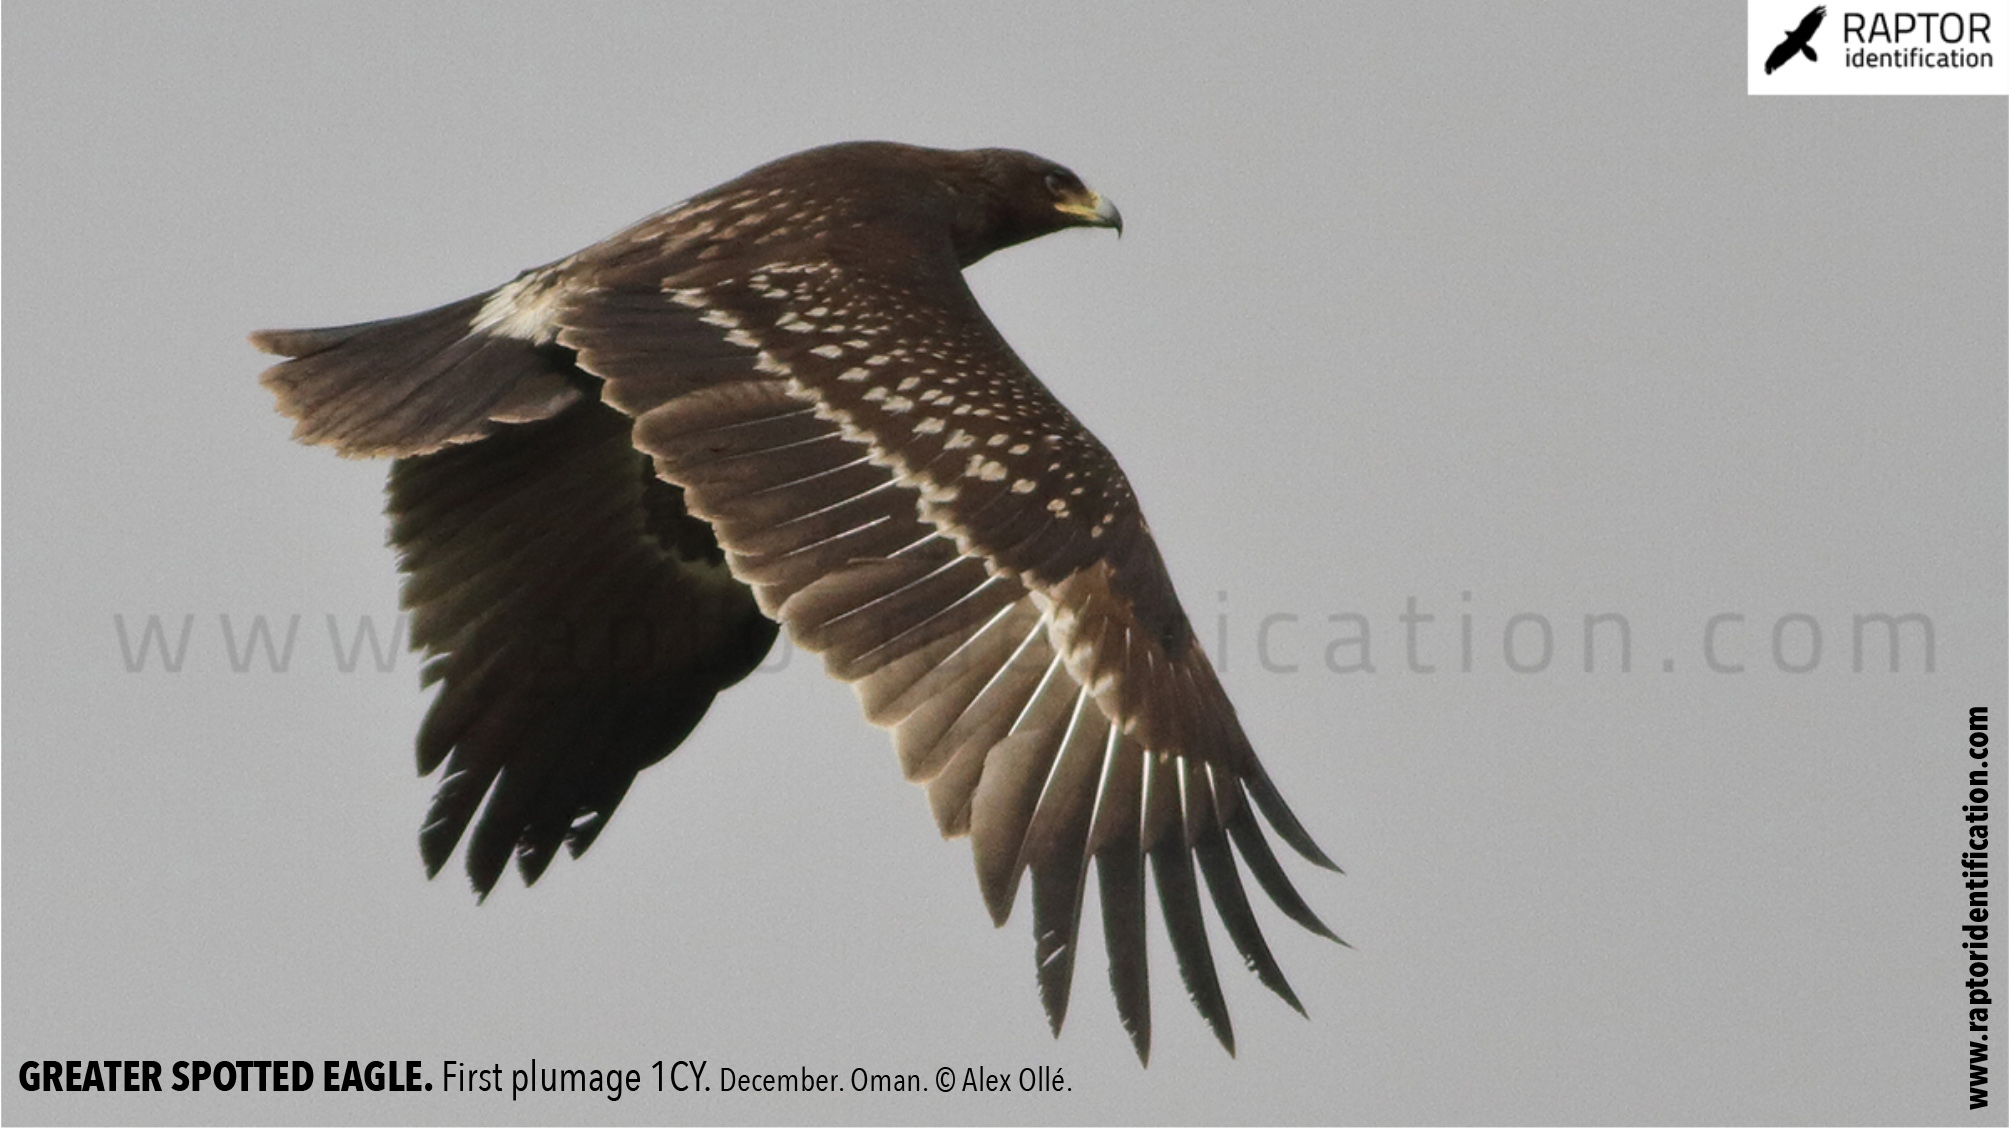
[{"left": 4, "top": 2, "right": 2004, "bottom": 1125}]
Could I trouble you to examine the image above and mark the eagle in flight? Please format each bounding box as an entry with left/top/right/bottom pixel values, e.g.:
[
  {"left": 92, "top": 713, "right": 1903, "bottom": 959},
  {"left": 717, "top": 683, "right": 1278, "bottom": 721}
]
[
  {"left": 253, "top": 142, "right": 1340, "bottom": 1061},
  {"left": 1766, "top": 5, "right": 1826, "bottom": 73}
]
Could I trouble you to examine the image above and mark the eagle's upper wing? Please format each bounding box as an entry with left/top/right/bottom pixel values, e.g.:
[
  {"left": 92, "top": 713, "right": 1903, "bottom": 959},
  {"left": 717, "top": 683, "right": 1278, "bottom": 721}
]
[{"left": 534, "top": 198, "right": 1341, "bottom": 1058}]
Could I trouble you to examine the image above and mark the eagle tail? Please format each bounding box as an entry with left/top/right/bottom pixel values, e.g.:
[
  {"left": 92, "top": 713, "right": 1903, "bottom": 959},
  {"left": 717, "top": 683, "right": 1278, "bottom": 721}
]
[
  {"left": 251, "top": 287, "right": 583, "bottom": 459},
  {"left": 1803, "top": 44, "right": 1817, "bottom": 62}
]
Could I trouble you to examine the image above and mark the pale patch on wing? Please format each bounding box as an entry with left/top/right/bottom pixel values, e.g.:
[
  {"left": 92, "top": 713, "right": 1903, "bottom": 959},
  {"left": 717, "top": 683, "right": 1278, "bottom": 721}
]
[{"left": 472, "top": 266, "right": 573, "bottom": 344}]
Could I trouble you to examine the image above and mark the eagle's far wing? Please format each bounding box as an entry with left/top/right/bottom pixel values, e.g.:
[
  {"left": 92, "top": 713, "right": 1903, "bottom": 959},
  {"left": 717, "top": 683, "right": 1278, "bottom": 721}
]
[
  {"left": 252, "top": 290, "right": 778, "bottom": 895},
  {"left": 1766, "top": 37, "right": 1797, "bottom": 73},
  {"left": 385, "top": 400, "right": 777, "bottom": 893},
  {"left": 553, "top": 230, "right": 1341, "bottom": 1061}
]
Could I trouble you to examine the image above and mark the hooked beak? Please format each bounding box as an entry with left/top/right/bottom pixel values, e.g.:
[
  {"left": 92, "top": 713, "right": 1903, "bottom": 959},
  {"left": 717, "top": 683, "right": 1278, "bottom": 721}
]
[{"left": 1057, "top": 190, "right": 1123, "bottom": 237}]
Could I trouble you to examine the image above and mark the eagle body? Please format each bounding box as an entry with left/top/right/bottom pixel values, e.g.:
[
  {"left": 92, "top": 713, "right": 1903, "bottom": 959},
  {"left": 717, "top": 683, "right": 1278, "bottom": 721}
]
[{"left": 255, "top": 141, "right": 1338, "bottom": 1061}]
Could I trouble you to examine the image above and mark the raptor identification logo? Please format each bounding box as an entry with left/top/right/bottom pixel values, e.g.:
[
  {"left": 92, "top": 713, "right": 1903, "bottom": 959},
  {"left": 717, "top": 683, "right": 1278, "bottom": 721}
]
[{"left": 1748, "top": 1, "right": 2010, "bottom": 92}]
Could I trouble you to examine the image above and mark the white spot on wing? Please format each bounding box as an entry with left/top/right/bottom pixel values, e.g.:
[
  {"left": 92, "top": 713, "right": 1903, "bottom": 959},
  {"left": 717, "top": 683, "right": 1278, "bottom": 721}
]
[{"left": 473, "top": 271, "right": 566, "bottom": 344}]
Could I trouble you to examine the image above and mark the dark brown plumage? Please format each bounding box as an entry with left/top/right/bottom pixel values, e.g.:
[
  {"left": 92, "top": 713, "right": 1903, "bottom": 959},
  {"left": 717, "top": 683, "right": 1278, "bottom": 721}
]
[{"left": 253, "top": 141, "right": 1340, "bottom": 1062}]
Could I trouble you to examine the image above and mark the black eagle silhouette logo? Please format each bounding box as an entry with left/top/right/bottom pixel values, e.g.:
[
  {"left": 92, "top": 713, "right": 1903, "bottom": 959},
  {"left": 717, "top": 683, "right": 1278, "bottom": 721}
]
[{"left": 1766, "top": 5, "right": 1826, "bottom": 73}]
